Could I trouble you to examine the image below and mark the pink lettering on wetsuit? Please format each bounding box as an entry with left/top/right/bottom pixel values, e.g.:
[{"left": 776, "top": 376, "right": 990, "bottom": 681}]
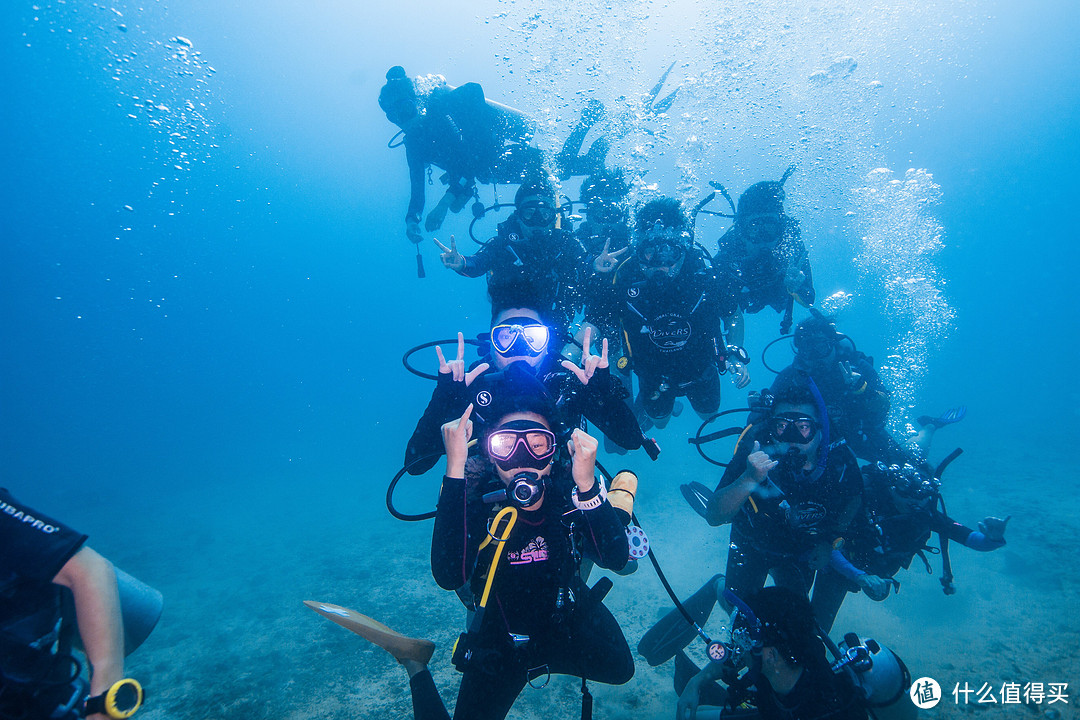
[{"left": 508, "top": 536, "right": 549, "bottom": 565}]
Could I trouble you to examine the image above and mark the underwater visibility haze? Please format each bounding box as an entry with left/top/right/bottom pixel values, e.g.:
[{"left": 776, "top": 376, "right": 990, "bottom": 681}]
[{"left": 1, "top": 0, "right": 1079, "bottom": 718}]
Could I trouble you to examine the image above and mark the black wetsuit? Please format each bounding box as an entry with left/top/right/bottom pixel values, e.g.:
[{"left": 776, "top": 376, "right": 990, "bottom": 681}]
[
  {"left": 754, "top": 653, "right": 868, "bottom": 720},
  {"left": 404, "top": 358, "right": 644, "bottom": 475},
  {"left": 0, "top": 489, "right": 88, "bottom": 720},
  {"left": 613, "top": 248, "right": 734, "bottom": 419},
  {"left": 811, "top": 463, "right": 1005, "bottom": 629},
  {"left": 770, "top": 351, "right": 914, "bottom": 466},
  {"left": 403, "top": 83, "right": 541, "bottom": 227},
  {"left": 408, "top": 464, "right": 633, "bottom": 720},
  {"left": 458, "top": 219, "right": 587, "bottom": 331},
  {"left": 579, "top": 220, "right": 632, "bottom": 341},
  {"left": 713, "top": 216, "right": 815, "bottom": 314},
  {"left": 715, "top": 432, "right": 863, "bottom": 600}
]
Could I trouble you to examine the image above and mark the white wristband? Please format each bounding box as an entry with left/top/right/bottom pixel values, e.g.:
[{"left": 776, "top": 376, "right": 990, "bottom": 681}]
[{"left": 572, "top": 479, "right": 608, "bottom": 511}]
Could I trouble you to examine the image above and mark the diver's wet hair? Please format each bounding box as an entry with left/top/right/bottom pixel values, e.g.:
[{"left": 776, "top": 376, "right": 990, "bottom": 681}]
[
  {"left": 793, "top": 314, "right": 840, "bottom": 342},
  {"left": 635, "top": 197, "right": 688, "bottom": 235},
  {"left": 515, "top": 176, "right": 556, "bottom": 206},
  {"left": 488, "top": 296, "right": 552, "bottom": 326},
  {"left": 478, "top": 373, "right": 563, "bottom": 439},
  {"left": 378, "top": 66, "right": 416, "bottom": 113},
  {"left": 745, "top": 586, "right": 820, "bottom": 666},
  {"left": 737, "top": 181, "right": 786, "bottom": 217},
  {"left": 771, "top": 384, "right": 819, "bottom": 414}
]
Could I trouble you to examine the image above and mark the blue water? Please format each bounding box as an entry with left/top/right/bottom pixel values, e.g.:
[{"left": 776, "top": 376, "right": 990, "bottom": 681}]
[{"left": 2, "top": 1, "right": 1078, "bottom": 718}]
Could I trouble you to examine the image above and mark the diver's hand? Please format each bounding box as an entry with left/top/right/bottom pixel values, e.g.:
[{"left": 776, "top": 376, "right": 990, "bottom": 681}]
[
  {"left": 978, "top": 515, "right": 1011, "bottom": 543},
  {"left": 567, "top": 428, "right": 599, "bottom": 493},
  {"left": 726, "top": 359, "right": 751, "bottom": 389},
  {"left": 434, "top": 235, "right": 466, "bottom": 272},
  {"left": 560, "top": 326, "right": 608, "bottom": 385},
  {"left": 406, "top": 219, "right": 424, "bottom": 245},
  {"left": 436, "top": 332, "right": 490, "bottom": 385},
  {"left": 593, "top": 238, "right": 629, "bottom": 273},
  {"left": 441, "top": 403, "right": 474, "bottom": 478},
  {"left": 675, "top": 673, "right": 703, "bottom": 720},
  {"left": 856, "top": 573, "right": 893, "bottom": 601},
  {"left": 839, "top": 361, "right": 863, "bottom": 390},
  {"left": 784, "top": 267, "right": 807, "bottom": 294},
  {"left": 744, "top": 441, "right": 778, "bottom": 486}
]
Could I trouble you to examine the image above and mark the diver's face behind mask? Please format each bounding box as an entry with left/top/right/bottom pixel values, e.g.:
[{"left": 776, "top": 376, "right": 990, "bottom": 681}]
[
  {"left": 487, "top": 414, "right": 556, "bottom": 507},
  {"left": 767, "top": 402, "right": 822, "bottom": 465},
  {"left": 792, "top": 331, "right": 837, "bottom": 370},
  {"left": 489, "top": 309, "right": 550, "bottom": 370},
  {"left": 739, "top": 212, "right": 782, "bottom": 246},
  {"left": 515, "top": 196, "right": 558, "bottom": 240},
  {"left": 384, "top": 98, "right": 418, "bottom": 128},
  {"left": 639, "top": 221, "right": 688, "bottom": 279},
  {"left": 882, "top": 462, "right": 939, "bottom": 511}
]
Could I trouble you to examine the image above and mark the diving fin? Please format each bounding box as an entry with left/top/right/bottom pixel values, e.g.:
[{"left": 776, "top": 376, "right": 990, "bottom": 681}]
[
  {"left": 304, "top": 600, "right": 435, "bottom": 665},
  {"left": 652, "top": 87, "right": 679, "bottom": 114},
  {"left": 680, "top": 481, "right": 714, "bottom": 520},
  {"left": 637, "top": 574, "right": 722, "bottom": 666},
  {"left": 647, "top": 61, "right": 677, "bottom": 104}
]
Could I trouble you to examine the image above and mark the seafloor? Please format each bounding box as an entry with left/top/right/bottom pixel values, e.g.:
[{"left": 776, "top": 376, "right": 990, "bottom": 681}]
[{"left": 99, "top": 416, "right": 1078, "bottom": 720}]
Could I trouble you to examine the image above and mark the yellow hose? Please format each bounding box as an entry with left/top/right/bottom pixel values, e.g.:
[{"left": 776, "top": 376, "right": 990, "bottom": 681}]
[{"left": 477, "top": 506, "right": 518, "bottom": 610}]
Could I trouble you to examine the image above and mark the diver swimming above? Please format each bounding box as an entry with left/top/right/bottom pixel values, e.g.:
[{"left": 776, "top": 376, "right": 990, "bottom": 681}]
[{"left": 378, "top": 66, "right": 544, "bottom": 245}]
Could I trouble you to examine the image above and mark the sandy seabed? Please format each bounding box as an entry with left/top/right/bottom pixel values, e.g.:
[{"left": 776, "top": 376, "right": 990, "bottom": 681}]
[{"left": 100, "top": 434, "right": 1078, "bottom": 720}]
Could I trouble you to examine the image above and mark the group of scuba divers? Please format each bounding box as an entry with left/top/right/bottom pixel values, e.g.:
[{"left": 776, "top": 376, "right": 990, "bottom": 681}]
[
  {"left": 327, "top": 66, "right": 1016, "bottom": 720},
  {"left": 0, "top": 66, "right": 1012, "bottom": 720}
]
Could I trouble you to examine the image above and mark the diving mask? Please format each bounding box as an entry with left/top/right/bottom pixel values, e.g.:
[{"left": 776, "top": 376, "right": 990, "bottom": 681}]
[{"left": 491, "top": 321, "right": 550, "bottom": 358}]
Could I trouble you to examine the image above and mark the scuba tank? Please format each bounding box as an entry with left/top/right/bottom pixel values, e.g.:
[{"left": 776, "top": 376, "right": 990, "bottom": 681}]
[{"left": 833, "top": 633, "right": 915, "bottom": 720}]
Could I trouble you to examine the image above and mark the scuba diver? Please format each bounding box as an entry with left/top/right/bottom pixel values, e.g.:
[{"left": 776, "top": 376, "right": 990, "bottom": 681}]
[
  {"left": 712, "top": 167, "right": 815, "bottom": 344},
  {"left": 378, "top": 66, "right": 544, "bottom": 244},
  {"left": 810, "top": 461, "right": 1010, "bottom": 631},
  {"left": 703, "top": 385, "right": 864, "bottom": 604},
  {"left": 311, "top": 387, "right": 635, "bottom": 720},
  {"left": 768, "top": 314, "right": 932, "bottom": 467},
  {"left": 675, "top": 587, "right": 870, "bottom": 720},
  {"left": 0, "top": 488, "right": 157, "bottom": 720},
  {"left": 403, "top": 304, "right": 655, "bottom": 477},
  {"left": 577, "top": 169, "right": 633, "bottom": 341},
  {"left": 612, "top": 198, "right": 748, "bottom": 429},
  {"left": 435, "top": 176, "right": 587, "bottom": 331}
]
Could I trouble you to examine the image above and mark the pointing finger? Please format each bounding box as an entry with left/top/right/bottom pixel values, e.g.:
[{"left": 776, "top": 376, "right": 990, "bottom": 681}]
[
  {"left": 433, "top": 237, "right": 450, "bottom": 253},
  {"left": 435, "top": 344, "right": 449, "bottom": 372},
  {"left": 456, "top": 331, "right": 465, "bottom": 362},
  {"left": 464, "top": 362, "right": 490, "bottom": 386}
]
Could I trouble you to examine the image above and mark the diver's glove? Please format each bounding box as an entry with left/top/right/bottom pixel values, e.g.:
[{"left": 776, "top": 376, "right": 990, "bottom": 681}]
[
  {"left": 856, "top": 573, "right": 893, "bottom": 602},
  {"left": 976, "top": 515, "right": 1010, "bottom": 545},
  {"left": 406, "top": 219, "right": 424, "bottom": 245}
]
